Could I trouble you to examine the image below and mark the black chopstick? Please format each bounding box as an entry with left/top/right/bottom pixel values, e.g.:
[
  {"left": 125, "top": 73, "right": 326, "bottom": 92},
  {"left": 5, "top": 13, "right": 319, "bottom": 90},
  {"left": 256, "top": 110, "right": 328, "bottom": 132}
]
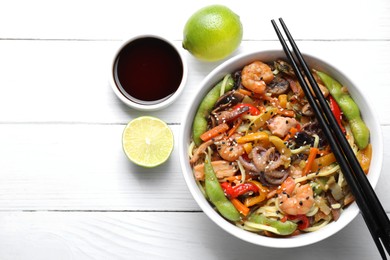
[
  {"left": 277, "top": 18, "right": 390, "bottom": 233},
  {"left": 272, "top": 18, "right": 390, "bottom": 259}
]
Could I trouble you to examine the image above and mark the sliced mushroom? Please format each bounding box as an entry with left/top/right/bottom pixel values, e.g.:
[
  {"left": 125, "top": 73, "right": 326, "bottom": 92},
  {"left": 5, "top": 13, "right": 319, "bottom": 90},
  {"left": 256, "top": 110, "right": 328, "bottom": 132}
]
[
  {"left": 212, "top": 106, "right": 249, "bottom": 125},
  {"left": 213, "top": 90, "right": 245, "bottom": 110},
  {"left": 301, "top": 103, "right": 314, "bottom": 116},
  {"left": 267, "top": 75, "right": 290, "bottom": 95},
  {"left": 274, "top": 59, "right": 295, "bottom": 76},
  {"left": 294, "top": 131, "right": 315, "bottom": 147},
  {"left": 301, "top": 120, "right": 328, "bottom": 147}
]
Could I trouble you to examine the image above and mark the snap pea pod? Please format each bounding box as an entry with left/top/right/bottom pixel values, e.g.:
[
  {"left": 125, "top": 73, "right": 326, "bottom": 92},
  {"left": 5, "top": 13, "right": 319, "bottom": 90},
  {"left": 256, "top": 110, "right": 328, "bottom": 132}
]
[
  {"left": 192, "top": 75, "right": 235, "bottom": 146},
  {"left": 247, "top": 213, "right": 297, "bottom": 235},
  {"left": 315, "top": 70, "right": 370, "bottom": 149},
  {"left": 204, "top": 153, "right": 241, "bottom": 222}
]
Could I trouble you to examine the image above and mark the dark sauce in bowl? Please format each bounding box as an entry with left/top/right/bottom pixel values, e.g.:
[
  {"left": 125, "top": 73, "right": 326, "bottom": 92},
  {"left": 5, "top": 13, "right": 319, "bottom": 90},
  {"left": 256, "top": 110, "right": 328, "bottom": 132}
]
[{"left": 113, "top": 37, "right": 184, "bottom": 105}]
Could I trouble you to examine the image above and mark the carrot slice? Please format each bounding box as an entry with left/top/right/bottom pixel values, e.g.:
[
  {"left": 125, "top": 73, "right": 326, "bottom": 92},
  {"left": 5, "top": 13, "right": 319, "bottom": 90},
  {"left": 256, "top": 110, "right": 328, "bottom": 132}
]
[
  {"left": 238, "top": 88, "right": 252, "bottom": 96},
  {"left": 283, "top": 126, "right": 299, "bottom": 141},
  {"left": 199, "top": 123, "right": 229, "bottom": 142},
  {"left": 224, "top": 175, "right": 242, "bottom": 182},
  {"left": 277, "top": 109, "right": 295, "bottom": 117},
  {"left": 303, "top": 147, "right": 319, "bottom": 175},
  {"left": 228, "top": 118, "right": 243, "bottom": 138},
  {"left": 231, "top": 198, "right": 250, "bottom": 216}
]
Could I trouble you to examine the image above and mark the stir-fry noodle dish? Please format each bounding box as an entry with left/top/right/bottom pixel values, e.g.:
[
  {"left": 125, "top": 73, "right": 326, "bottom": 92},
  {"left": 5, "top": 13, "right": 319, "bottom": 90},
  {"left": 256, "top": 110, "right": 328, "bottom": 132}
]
[{"left": 188, "top": 59, "right": 372, "bottom": 237}]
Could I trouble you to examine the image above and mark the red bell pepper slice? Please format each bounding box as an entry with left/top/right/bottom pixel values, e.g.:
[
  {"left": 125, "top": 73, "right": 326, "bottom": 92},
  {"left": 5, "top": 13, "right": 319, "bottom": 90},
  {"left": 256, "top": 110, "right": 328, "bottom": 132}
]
[
  {"left": 288, "top": 214, "right": 310, "bottom": 230},
  {"left": 329, "top": 95, "right": 345, "bottom": 133},
  {"left": 232, "top": 103, "right": 261, "bottom": 116},
  {"left": 220, "top": 182, "right": 235, "bottom": 197},
  {"left": 221, "top": 182, "right": 259, "bottom": 199}
]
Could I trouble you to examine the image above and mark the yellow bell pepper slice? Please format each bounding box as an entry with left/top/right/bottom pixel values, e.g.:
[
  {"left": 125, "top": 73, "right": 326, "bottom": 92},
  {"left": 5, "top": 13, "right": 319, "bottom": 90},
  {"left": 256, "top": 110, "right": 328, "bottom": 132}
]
[
  {"left": 244, "top": 181, "right": 269, "bottom": 207},
  {"left": 243, "top": 142, "right": 253, "bottom": 154},
  {"left": 269, "top": 135, "right": 291, "bottom": 168},
  {"left": 251, "top": 106, "right": 278, "bottom": 132},
  {"left": 269, "top": 135, "right": 291, "bottom": 157},
  {"left": 237, "top": 131, "right": 269, "bottom": 145},
  {"left": 357, "top": 143, "right": 372, "bottom": 174},
  {"left": 310, "top": 152, "right": 336, "bottom": 173},
  {"left": 278, "top": 94, "right": 288, "bottom": 109}
]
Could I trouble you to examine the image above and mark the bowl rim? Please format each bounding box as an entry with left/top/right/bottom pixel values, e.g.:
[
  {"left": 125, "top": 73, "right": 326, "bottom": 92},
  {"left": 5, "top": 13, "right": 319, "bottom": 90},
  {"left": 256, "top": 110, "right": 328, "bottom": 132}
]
[{"left": 179, "top": 49, "right": 383, "bottom": 248}]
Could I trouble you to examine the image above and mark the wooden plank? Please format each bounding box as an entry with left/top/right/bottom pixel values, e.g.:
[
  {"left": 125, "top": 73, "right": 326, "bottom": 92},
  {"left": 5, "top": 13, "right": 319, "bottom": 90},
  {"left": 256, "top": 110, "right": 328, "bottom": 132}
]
[
  {"left": 1, "top": 0, "right": 389, "bottom": 259},
  {"left": 0, "top": 211, "right": 386, "bottom": 259},
  {"left": 0, "top": 124, "right": 197, "bottom": 211},
  {"left": 0, "top": 40, "right": 389, "bottom": 124},
  {"left": 1, "top": 0, "right": 389, "bottom": 40},
  {"left": 0, "top": 124, "right": 388, "bottom": 211}
]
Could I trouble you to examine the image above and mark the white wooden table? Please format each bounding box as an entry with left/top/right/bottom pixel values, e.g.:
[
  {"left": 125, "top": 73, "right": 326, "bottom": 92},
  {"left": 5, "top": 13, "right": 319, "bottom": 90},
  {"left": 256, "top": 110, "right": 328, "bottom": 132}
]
[{"left": 0, "top": 0, "right": 389, "bottom": 259}]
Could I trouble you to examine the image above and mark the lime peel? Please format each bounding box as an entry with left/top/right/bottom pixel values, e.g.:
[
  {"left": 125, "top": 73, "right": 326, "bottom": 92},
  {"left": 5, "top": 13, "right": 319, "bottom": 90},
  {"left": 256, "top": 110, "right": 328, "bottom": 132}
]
[{"left": 182, "top": 5, "right": 243, "bottom": 62}]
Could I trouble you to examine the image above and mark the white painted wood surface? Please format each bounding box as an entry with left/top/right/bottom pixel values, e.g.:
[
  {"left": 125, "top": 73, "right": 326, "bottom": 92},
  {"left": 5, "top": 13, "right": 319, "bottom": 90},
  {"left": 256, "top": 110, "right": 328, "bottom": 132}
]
[{"left": 0, "top": 0, "right": 389, "bottom": 259}]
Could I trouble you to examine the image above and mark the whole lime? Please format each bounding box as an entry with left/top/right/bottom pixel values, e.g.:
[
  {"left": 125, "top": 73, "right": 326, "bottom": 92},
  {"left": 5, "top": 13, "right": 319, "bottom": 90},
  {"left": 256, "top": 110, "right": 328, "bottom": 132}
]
[{"left": 182, "top": 5, "right": 243, "bottom": 62}]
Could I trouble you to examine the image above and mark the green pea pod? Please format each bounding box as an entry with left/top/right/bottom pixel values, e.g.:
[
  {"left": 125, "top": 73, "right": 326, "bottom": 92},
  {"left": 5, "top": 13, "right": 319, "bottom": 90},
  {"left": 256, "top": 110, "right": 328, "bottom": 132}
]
[
  {"left": 315, "top": 70, "right": 370, "bottom": 149},
  {"left": 204, "top": 153, "right": 241, "bottom": 222},
  {"left": 248, "top": 213, "right": 297, "bottom": 236},
  {"left": 192, "top": 75, "right": 234, "bottom": 145}
]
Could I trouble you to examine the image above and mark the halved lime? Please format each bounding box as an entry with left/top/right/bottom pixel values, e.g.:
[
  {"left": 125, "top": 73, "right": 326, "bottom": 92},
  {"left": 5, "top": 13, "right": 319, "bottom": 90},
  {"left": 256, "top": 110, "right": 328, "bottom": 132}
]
[{"left": 122, "top": 116, "right": 174, "bottom": 167}]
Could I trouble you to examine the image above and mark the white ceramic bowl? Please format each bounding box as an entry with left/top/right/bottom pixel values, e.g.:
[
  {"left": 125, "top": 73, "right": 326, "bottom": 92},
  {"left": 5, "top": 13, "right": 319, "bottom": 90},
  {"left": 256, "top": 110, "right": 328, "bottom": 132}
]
[
  {"left": 179, "top": 50, "right": 383, "bottom": 248},
  {"left": 109, "top": 34, "right": 188, "bottom": 111}
]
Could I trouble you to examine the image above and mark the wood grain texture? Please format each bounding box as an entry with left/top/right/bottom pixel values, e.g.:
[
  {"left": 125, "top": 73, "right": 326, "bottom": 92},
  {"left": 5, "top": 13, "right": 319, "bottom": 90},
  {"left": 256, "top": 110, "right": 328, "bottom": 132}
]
[
  {"left": 0, "top": 40, "right": 389, "bottom": 124},
  {"left": 0, "top": 123, "right": 388, "bottom": 211},
  {"left": 0, "top": 0, "right": 389, "bottom": 258},
  {"left": 1, "top": 0, "right": 389, "bottom": 40},
  {"left": 0, "top": 124, "right": 197, "bottom": 211},
  {"left": 0, "top": 212, "right": 387, "bottom": 260}
]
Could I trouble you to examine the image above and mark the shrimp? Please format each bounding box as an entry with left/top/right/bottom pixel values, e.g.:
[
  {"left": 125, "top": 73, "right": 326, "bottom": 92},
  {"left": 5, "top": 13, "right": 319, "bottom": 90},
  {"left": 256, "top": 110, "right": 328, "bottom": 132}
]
[
  {"left": 241, "top": 61, "right": 274, "bottom": 94},
  {"left": 289, "top": 165, "right": 304, "bottom": 179},
  {"left": 215, "top": 134, "right": 245, "bottom": 162},
  {"left": 278, "top": 180, "right": 314, "bottom": 215}
]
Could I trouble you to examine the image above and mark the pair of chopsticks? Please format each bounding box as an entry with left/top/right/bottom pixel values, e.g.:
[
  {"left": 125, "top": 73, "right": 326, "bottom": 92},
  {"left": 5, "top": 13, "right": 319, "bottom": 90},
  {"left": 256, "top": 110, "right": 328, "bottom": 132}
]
[{"left": 271, "top": 18, "right": 390, "bottom": 259}]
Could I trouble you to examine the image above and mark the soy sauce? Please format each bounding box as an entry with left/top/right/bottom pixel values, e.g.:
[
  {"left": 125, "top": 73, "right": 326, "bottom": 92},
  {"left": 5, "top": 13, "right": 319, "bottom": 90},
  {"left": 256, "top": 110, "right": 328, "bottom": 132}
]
[{"left": 113, "top": 37, "right": 183, "bottom": 104}]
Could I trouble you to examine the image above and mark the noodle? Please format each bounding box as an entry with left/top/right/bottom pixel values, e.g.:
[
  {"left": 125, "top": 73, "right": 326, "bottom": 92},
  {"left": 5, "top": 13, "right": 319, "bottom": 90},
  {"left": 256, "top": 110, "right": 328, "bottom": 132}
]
[{"left": 189, "top": 59, "right": 370, "bottom": 238}]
